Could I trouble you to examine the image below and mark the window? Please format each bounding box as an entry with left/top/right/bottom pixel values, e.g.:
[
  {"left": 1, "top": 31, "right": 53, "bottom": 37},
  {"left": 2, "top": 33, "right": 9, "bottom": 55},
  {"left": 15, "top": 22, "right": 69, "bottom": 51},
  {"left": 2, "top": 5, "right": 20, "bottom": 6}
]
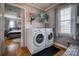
[
  {"left": 58, "top": 6, "right": 71, "bottom": 34},
  {"left": 9, "top": 21, "right": 15, "bottom": 28}
]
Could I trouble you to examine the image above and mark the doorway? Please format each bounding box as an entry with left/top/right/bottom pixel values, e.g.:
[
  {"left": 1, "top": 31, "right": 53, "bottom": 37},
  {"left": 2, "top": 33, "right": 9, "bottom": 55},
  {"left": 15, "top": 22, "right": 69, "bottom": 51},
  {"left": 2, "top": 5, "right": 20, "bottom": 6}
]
[{"left": 3, "top": 4, "right": 24, "bottom": 56}]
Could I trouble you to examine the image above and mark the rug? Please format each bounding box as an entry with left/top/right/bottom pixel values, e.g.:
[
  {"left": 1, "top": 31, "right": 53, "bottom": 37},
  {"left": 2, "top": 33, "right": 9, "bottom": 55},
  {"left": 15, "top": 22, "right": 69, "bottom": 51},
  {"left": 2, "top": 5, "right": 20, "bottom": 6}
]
[{"left": 32, "top": 46, "right": 60, "bottom": 56}]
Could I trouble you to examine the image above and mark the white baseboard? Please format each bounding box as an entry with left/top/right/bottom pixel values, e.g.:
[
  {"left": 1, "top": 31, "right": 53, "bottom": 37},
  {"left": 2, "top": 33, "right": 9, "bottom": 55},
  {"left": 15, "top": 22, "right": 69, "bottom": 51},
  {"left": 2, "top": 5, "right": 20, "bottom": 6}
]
[{"left": 54, "top": 42, "right": 67, "bottom": 49}]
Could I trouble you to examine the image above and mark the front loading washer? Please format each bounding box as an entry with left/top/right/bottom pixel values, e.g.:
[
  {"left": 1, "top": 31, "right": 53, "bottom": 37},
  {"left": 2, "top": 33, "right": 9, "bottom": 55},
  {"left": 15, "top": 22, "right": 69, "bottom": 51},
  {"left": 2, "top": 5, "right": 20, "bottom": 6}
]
[
  {"left": 45, "top": 28, "right": 54, "bottom": 48},
  {"left": 26, "top": 28, "right": 46, "bottom": 55}
]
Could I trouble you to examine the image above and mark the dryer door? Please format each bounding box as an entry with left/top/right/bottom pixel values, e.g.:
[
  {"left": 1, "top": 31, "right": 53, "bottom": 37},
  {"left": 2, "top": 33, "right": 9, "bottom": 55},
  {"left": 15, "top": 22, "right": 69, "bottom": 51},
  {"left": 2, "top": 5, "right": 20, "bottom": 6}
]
[
  {"left": 33, "top": 33, "right": 44, "bottom": 47},
  {"left": 48, "top": 32, "right": 54, "bottom": 42}
]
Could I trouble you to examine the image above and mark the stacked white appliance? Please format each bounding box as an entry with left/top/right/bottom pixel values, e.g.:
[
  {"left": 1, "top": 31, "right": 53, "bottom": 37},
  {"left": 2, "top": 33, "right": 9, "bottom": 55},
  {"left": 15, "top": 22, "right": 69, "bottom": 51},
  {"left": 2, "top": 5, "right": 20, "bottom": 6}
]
[
  {"left": 26, "top": 28, "right": 54, "bottom": 55},
  {"left": 26, "top": 28, "right": 46, "bottom": 55}
]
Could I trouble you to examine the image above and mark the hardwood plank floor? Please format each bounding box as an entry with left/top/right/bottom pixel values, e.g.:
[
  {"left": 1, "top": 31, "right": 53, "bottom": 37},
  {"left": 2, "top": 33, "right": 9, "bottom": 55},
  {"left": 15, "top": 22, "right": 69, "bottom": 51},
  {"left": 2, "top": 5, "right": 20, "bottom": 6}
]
[
  {"left": 53, "top": 44, "right": 66, "bottom": 56},
  {"left": 4, "top": 37, "right": 31, "bottom": 56},
  {"left": 4, "top": 37, "right": 66, "bottom": 56}
]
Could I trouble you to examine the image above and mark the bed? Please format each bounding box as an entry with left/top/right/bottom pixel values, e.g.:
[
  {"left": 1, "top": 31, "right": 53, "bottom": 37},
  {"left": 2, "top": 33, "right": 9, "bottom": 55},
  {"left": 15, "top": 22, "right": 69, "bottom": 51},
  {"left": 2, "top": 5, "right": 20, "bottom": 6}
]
[{"left": 7, "top": 28, "right": 21, "bottom": 39}]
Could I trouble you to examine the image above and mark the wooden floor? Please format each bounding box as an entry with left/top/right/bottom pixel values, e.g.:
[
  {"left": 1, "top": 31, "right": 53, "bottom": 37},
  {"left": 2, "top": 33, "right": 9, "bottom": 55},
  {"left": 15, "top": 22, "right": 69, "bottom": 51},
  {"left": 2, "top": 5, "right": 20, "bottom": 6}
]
[
  {"left": 4, "top": 37, "right": 66, "bottom": 56},
  {"left": 53, "top": 44, "right": 66, "bottom": 56},
  {"left": 4, "top": 37, "right": 31, "bottom": 56}
]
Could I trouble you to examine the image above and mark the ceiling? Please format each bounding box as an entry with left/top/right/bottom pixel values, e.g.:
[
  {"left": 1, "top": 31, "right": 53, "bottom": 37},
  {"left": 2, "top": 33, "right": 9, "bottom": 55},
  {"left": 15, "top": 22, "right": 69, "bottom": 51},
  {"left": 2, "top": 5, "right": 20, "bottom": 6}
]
[{"left": 29, "top": 3, "right": 58, "bottom": 11}]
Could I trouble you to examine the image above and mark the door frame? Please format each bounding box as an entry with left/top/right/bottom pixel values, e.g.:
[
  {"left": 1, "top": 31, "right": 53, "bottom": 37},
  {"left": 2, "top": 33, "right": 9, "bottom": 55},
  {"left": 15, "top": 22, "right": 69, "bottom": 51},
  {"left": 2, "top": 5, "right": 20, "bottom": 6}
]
[
  {"left": 0, "top": 3, "right": 5, "bottom": 55},
  {"left": 3, "top": 3, "right": 25, "bottom": 48}
]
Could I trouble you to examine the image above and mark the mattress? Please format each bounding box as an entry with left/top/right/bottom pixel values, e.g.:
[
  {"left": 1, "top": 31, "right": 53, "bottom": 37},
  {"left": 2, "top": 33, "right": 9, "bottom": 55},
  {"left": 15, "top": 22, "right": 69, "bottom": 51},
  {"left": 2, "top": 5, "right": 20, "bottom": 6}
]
[
  {"left": 8, "top": 30, "right": 21, "bottom": 34},
  {"left": 7, "top": 29, "right": 21, "bottom": 39}
]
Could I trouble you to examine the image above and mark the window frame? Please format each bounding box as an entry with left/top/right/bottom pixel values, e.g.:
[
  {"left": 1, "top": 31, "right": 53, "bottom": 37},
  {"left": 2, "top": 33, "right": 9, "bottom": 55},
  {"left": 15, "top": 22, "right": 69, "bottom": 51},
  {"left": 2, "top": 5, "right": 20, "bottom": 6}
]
[
  {"left": 56, "top": 4, "right": 72, "bottom": 36},
  {"left": 9, "top": 20, "right": 15, "bottom": 28}
]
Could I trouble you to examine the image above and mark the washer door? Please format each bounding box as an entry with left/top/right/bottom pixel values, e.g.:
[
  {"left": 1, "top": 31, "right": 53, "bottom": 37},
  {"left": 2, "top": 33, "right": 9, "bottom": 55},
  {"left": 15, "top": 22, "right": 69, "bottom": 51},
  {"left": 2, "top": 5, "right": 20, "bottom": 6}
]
[
  {"left": 48, "top": 32, "right": 54, "bottom": 41},
  {"left": 33, "top": 33, "right": 44, "bottom": 47}
]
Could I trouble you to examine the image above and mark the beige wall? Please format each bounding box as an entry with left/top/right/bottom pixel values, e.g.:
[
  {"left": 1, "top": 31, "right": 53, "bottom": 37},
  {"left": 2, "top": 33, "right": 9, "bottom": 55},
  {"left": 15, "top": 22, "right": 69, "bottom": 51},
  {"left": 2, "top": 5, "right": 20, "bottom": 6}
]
[
  {"left": 46, "top": 7, "right": 55, "bottom": 28},
  {"left": 0, "top": 4, "right": 5, "bottom": 55},
  {"left": 13, "top": 3, "right": 45, "bottom": 28}
]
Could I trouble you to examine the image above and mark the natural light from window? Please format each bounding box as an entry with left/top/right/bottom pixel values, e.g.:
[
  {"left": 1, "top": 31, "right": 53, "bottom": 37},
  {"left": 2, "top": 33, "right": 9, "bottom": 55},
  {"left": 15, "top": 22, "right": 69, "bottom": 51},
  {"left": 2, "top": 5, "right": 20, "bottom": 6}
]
[
  {"left": 59, "top": 6, "right": 71, "bottom": 34},
  {"left": 9, "top": 20, "right": 15, "bottom": 28}
]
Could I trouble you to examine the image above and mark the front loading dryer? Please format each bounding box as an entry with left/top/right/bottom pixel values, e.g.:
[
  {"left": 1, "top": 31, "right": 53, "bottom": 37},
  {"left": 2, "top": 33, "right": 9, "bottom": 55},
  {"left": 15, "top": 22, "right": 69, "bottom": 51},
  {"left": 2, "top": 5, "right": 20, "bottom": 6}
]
[
  {"left": 45, "top": 28, "right": 54, "bottom": 48},
  {"left": 26, "top": 28, "right": 46, "bottom": 55}
]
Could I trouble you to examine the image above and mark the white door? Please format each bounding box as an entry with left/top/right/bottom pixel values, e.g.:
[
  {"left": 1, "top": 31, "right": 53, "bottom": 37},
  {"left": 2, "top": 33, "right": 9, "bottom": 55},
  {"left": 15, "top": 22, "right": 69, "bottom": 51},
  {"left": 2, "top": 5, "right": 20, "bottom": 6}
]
[{"left": 48, "top": 32, "right": 54, "bottom": 42}]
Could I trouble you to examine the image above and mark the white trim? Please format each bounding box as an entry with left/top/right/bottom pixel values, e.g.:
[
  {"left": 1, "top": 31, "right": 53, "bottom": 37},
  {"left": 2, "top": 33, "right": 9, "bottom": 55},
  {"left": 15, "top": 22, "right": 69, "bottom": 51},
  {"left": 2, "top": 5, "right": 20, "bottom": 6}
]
[
  {"left": 45, "top": 4, "right": 59, "bottom": 11},
  {"left": 54, "top": 42, "right": 67, "bottom": 49},
  {"left": 4, "top": 3, "right": 25, "bottom": 47},
  {"left": 27, "top": 4, "right": 45, "bottom": 11},
  {"left": 7, "top": 3, "right": 26, "bottom": 10},
  {"left": 8, "top": 3, "right": 58, "bottom": 12},
  {"left": 27, "top": 3, "right": 59, "bottom": 11}
]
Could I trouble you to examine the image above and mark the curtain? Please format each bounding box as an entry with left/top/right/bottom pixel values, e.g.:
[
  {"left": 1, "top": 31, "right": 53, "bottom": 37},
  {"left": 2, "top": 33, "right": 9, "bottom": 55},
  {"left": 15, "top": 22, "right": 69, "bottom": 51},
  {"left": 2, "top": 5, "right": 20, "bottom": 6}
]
[
  {"left": 71, "top": 4, "right": 78, "bottom": 39},
  {"left": 55, "top": 4, "right": 78, "bottom": 39}
]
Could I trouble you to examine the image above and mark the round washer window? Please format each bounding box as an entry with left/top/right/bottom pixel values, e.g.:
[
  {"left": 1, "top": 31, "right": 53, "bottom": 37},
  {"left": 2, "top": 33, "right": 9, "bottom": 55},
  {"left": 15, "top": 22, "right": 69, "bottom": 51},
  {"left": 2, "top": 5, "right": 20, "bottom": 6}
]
[
  {"left": 48, "top": 33, "right": 53, "bottom": 40},
  {"left": 36, "top": 34, "right": 44, "bottom": 44}
]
